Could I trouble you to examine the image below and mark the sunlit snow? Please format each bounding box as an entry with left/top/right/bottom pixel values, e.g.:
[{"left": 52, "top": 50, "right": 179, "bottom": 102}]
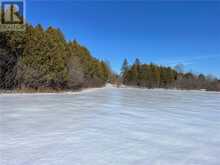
[{"left": 0, "top": 87, "right": 220, "bottom": 165}]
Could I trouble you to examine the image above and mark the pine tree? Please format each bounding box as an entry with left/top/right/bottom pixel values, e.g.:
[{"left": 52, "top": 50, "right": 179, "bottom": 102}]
[{"left": 121, "top": 59, "right": 129, "bottom": 75}]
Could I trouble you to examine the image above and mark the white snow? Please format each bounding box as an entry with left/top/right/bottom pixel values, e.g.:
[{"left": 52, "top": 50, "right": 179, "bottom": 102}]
[{"left": 0, "top": 87, "right": 220, "bottom": 165}]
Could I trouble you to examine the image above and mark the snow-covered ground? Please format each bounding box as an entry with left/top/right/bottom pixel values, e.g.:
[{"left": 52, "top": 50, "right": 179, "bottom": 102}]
[{"left": 0, "top": 87, "right": 220, "bottom": 165}]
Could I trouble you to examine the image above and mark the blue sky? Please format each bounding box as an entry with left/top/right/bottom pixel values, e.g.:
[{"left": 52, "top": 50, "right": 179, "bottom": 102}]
[{"left": 26, "top": 0, "right": 220, "bottom": 77}]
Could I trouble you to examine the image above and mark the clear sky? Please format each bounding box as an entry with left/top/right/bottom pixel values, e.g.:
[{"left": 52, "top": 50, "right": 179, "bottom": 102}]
[{"left": 26, "top": 0, "right": 220, "bottom": 77}]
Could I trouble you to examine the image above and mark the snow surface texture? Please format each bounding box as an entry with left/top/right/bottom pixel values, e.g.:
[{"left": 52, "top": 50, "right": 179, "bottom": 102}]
[{"left": 0, "top": 87, "right": 220, "bottom": 165}]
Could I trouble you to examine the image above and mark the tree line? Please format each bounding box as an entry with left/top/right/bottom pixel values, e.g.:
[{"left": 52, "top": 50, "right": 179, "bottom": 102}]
[
  {"left": 0, "top": 24, "right": 219, "bottom": 92},
  {"left": 0, "top": 25, "right": 113, "bottom": 91},
  {"left": 120, "top": 58, "right": 220, "bottom": 91}
]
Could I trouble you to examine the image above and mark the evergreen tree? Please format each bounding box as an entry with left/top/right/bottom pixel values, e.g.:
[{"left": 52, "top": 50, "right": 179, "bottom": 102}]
[
  {"left": 1, "top": 22, "right": 219, "bottom": 91},
  {"left": 121, "top": 59, "right": 129, "bottom": 74},
  {"left": 120, "top": 60, "right": 219, "bottom": 91}
]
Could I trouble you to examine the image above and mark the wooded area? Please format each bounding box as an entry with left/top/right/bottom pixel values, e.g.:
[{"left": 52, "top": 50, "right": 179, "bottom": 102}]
[
  {"left": 0, "top": 25, "right": 113, "bottom": 91},
  {"left": 0, "top": 24, "right": 219, "bottom": 92},
  {"left": 120, "top": 58, "right": 220, "bottom": 91}
]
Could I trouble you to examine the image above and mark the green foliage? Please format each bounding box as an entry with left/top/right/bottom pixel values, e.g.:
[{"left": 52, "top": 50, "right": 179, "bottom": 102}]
[
  {"left": 121, "top": 59, "right": 219, "bottom": 91},
  {"left": 1, "top": 24, "right": 112, "bottom": 90},
  {"left": 16, "top": 25, "right": 68, "bottom": 88},
  {"left": 122, "top": 60, "right": 176, "bottom": 88},
  {"left": 0, "top": 31, "right": 25, "bottom": 89},
  {"left": 0, "top": 23, "right": 219, "bottom": 91}
]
